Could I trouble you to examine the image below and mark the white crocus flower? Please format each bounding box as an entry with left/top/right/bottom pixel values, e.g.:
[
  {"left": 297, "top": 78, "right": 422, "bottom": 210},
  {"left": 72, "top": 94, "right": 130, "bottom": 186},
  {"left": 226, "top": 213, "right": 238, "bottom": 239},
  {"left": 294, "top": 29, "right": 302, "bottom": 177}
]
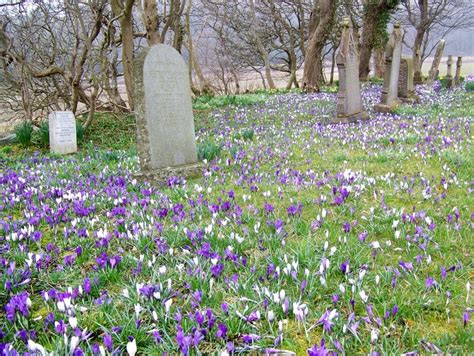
[
  {"left": 27, "top": 340, "right": 47, "bottom": 356},
  {"left": 359, "top": 290, "right": 369, "bottom": 303},
  {"left": 126, "top": 338, "right": 137, "bottom": 356},
  {"left": 69, "top": 317, "right": 77, "bottom": 329},
  {"left": 70, "top": 336, "right": 79, "bottom": 353}
]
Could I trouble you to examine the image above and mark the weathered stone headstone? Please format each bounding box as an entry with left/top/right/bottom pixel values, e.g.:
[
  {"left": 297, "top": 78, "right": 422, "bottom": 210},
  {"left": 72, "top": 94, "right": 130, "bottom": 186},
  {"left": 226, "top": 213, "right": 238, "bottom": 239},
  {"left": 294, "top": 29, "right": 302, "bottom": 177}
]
[
  {"left": 445, "top": 55, "right": 454, "bottom": 89},
  {"left": 332, "top": 17, "right": 367, "bottom": 124},
  {"left": 454, "top": 56, "right": 462, "bottom": 86},
  {"left": 426, "top": 39, "right": 445, "bottom": 85},
  {"left": 375, "top": 22, "right": 403, "bottom": 113},
  {"left": 398, "top": 57, "right": 418, "bottom": 103},
  {"left": 49, "top": 111, "right": 77, "bottom": 154},
  {"left": 134, "top": 44, "right": 201, "bottom": 183}
]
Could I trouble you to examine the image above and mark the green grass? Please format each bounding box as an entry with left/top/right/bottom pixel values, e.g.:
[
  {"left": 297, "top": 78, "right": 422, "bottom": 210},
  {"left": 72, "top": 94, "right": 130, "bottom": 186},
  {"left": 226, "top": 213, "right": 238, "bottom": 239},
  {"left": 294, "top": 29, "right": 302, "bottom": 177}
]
[{"left": 1, "top": 88, "right": 473, "bottom": 354}]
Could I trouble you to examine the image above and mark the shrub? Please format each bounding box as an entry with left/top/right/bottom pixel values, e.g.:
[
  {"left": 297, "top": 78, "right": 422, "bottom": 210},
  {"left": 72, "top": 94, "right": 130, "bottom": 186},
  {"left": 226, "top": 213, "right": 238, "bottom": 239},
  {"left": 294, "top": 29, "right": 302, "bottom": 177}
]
[
  {"left": 369, "top": 76, "right": 384, "bottom": 84},
  {"left": 37, "top": 121, "right": 49, "bottom": 147},
  {"left": 14, "top": 121, "right": 34, "bottom": 147},
  {"left": 198, "top": 140, "right": 222, "bottom": 161},
  {"left": 242, "top": 129, "right": 254, "bottom": 141},
  {"left": 76, "top": 122, "right": 85, "bottom": 142},
  {"left": 465, "top": 81, "right": 474, "bottom": 92}
]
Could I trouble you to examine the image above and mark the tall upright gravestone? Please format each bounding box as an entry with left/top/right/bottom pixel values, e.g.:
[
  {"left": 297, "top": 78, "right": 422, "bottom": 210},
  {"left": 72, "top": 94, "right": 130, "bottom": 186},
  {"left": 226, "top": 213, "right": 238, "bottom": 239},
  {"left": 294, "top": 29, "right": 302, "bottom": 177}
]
[
  {"left": 134, "top": 44, "right": 201, "bottom": 183},
  {"left": 454, "top": 56, "right": 462, "bottom": 86},
  {"left": 426, "top": 40, "right": 445, "bottom": 85},
  {"left": 375, "top": 22, "right": 403, "bottom": 113},
  {"left": 445, "top": 55, "right": 454, "bottom": 89},
  {"left": 332, "top": 17, "right": 367, "bottom": 124}
]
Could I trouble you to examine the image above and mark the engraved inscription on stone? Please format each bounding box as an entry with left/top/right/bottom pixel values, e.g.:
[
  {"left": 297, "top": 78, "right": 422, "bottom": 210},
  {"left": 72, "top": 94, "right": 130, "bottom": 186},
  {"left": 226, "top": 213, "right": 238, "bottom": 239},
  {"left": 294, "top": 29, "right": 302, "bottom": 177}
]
[
  {"left": 136, "top": 44, "right": 198, "bottom": 170},
  {"left": 49, "top": 111, "right": 77, "bottom": 154}
]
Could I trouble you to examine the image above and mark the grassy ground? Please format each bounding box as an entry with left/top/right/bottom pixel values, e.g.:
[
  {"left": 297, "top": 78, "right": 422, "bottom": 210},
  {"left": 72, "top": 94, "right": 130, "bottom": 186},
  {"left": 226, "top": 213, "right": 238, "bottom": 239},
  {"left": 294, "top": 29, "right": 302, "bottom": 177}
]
[{"left": 0, "top": 84, "right": 473, "bottom": 355}]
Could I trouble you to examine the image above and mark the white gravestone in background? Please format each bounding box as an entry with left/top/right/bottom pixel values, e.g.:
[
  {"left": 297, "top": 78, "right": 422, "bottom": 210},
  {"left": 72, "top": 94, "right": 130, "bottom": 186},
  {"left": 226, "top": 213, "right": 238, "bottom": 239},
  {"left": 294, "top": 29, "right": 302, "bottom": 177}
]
[{"left": 49, "top": 111, "right": 77, "bottom": 154}]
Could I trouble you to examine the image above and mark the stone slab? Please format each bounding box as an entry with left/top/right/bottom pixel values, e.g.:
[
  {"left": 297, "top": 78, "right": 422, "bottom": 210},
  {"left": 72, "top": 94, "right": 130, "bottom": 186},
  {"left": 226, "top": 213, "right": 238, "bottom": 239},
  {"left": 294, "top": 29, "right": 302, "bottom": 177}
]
[
  {"left": 331, "top": 111, "right": 369, "bottom": 124},
  {"left": 133, "top": 162, "right": 203, "bottom": 186},
  {"left": 134, "top": 44, "right": 199, "bottom": 172},
  {"left": 48, "top": 111, "right": 77, "bottom": 154},
  {"left": 374, "top": 101, "right": 400, "bottom": 114}
]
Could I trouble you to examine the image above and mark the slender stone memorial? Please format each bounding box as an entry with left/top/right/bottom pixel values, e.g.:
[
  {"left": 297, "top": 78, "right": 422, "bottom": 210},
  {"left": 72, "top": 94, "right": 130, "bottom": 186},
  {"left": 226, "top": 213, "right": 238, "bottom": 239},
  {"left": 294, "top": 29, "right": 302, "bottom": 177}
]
[
  {"left": 446, "top": 55, "right": 454, "bottom": 89},
  {"left": 454, "top": 56, "right": 462, "bottom": 86},
  {"left": 426, "top": 40, "right": 445, "bottom": 85},
  {"left": 375, "top": 22, "right": 403, "bottom": 113},
  {"left": 49, "top": 111, "right": 77, "bottom": 154},
  {"left": 133, "top": 44, "right": 201, "bottom": 183},
  {"left": 332, "top": 17, "right": 367, "bottom": 124}
]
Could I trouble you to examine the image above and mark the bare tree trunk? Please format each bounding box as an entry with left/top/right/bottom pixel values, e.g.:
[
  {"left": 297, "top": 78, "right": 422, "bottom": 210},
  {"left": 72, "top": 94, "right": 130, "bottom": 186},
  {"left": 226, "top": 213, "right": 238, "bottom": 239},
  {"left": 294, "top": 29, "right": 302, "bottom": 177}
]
[
  {"left": 374, "top": 47, "right": 385, "bottom": 77},
  {"left": 359, "top": 9, "right": 378, "bottom": 81},
  {"left": 20, "top": 74, "right": 33, "bottom": 122},
  {"left": 359, "top": 0, "right": 399, "bottom": 81},
  {"left": 142, "top": 0, "right": 161, "bottom": 45},
  {"left": 286, "top": 50, "right": 297, "bottom": 90},
  {"left": 249, "top": 0, "right": 276, "bottom": 89},
  {"left": 111, "top": 0, "right": 135, "bottom": 110},
  {"left": 257, "top": 70, "right": 267, "bottom": 89},
  {"left": 413, "top": 0, "right": 428, "bottom": 83},
  {"left": 172, "top": 0, "right": 184, "bottom": 52},
  {"left": 84, "top": 84, "right": 98, "bottom": 130},
  {"left": 302, "top": 0, "right": 336, "bottom": 92}
]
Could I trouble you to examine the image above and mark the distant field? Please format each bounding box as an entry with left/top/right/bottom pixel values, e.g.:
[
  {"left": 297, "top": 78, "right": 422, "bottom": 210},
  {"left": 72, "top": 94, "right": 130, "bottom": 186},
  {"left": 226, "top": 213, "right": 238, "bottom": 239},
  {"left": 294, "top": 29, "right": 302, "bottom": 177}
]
[
  {"left": 231, "top": 56, "right": 474, "bottom": 92},
  {"left": 421, "top": 56, "right": 474, "bottom": 77}
]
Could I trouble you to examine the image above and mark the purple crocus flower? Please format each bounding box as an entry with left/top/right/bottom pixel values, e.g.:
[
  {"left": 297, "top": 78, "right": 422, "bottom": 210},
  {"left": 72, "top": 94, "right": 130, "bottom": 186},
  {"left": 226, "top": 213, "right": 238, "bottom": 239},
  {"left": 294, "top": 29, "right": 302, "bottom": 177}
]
[
  {"left": 242, "top": 334, "right": 260, "bottom": 343},
  {"left": 340, "top": 260, "right": 350, "bottom": 274},
  {"left": 103, "top": 333, "right": 113, "bottom": 352},
  {"left": 308, "top": 339, "right": 329, "bottom": 356},
  {"left": 216, "top": 323, "right": 228, "bottom": 339},
  {"left": 83, "top": 278, "right": 91, "bottom": 294},
  {"left": 343, "top": 221, "right": 351, "bottom": 233},
  {"left": 463, "top": 312, "right": 470, "bottom": 327}
]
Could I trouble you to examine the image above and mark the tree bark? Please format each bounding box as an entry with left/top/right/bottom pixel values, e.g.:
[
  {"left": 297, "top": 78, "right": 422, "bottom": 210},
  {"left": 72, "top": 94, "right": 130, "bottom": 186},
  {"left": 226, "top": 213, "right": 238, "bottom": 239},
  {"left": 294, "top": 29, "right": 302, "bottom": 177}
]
[
  {"left": 302, "top": 0, "right": 336, "bottom": 92},
  {"left": 374, "top": 47, "right": 385, "bottom": 77},
  {"left": 412, "top": 0, "right": 428, "bottom": 83},
  {"left": 249, "top": 0, "right": 276, "bottom": 89},
  {"left": 142, "top": 0, "right": 160, "bottom": 45},
  {"left": 359, "top": 4, "right": 379, "bottom": 81},
  {"left": 359, "top": 0, "right": 399, "bottom": 82},
  {"left": 111, "top": 0, "right": 135, "bottom": 111}
]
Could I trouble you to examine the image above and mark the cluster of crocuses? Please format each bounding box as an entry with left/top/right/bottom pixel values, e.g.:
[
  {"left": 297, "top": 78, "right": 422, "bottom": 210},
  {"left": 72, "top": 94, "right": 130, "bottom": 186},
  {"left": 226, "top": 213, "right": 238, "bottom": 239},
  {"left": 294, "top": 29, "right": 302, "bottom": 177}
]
[{"left": 1, "top": 83, "right": 473, "bottom": 354}]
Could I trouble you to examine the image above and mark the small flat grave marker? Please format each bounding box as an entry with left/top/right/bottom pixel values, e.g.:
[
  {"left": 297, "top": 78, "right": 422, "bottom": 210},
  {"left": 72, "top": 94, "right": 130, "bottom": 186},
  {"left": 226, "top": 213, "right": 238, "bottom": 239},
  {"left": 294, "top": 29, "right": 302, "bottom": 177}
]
[{"left": 49, "top": 111, "right": 77, "bottom": 154}]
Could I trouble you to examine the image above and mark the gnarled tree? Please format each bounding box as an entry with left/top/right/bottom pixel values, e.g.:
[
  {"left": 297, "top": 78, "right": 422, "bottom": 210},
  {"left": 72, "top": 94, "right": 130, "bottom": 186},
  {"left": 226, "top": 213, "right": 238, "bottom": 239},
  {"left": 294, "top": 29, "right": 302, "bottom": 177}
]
[{"left": 302, "top": 0, "right": 337, "bottom": 92}]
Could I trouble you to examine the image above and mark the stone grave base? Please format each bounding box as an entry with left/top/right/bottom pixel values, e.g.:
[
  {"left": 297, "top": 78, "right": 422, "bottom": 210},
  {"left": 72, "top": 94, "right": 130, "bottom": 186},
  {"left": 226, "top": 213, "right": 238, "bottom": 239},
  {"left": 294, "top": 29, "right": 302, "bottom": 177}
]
[
  {"left": 399, "top": 93, "right": 420, "bottom": 104},
  {"left": 134, "top": 162, "right": 203, "bottom": 185},
  {"left": 446, "top": 78, "right": 453, "bottom": 89},
  {"left": 330, "top": 111, "right": 369, "bottom": 124},
  {"left": 374, "top": 100, "right": 400, "bottom": 114}
]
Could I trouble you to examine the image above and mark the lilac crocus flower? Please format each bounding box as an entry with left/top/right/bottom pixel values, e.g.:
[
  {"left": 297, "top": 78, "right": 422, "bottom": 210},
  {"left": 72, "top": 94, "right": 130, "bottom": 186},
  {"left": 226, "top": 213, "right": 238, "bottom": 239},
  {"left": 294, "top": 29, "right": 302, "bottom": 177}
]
[
  {"left": 103, "top": 333, "right": 113, "bottom": 352},
  {"left": 242, "top": 334, "right": 260, "bottom": 343},
  {"left": 308, "top": 339, "right": 329, "bottom": 356}
]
